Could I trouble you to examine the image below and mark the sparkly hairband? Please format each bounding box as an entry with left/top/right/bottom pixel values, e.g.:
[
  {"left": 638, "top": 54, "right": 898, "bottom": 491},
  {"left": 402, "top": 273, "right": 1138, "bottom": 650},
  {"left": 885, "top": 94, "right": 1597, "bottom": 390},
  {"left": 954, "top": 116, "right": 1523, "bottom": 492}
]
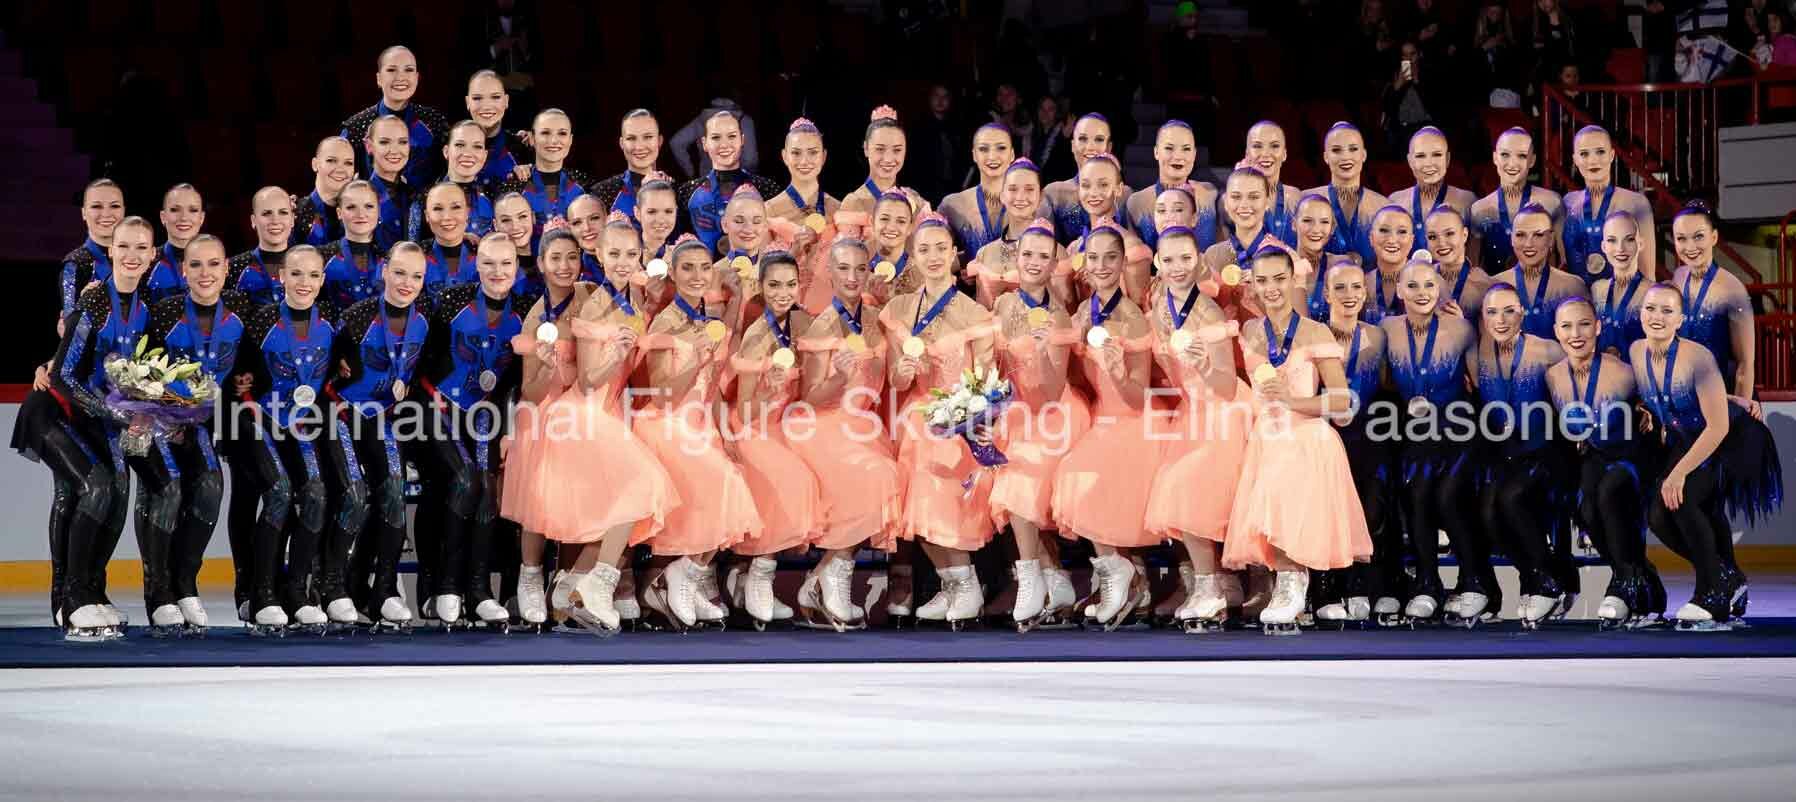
[
  {"left": 914, "top": 211, "right": 948, "bottom": 230},
  {"left": 1005, "top": 158, "right": 1041, "bottom": 177},
  {"left": 1022, "top": 216, "right": 1055, "bottom": 239},
  {"left": 789, "top": 117, "right": 819, "bottom": 133},
  {"left": 606, "top": 210, "right": 632, "bottom": 225},
  {"left": 870, "top": 105, "right": 899, "bottom": 122}
]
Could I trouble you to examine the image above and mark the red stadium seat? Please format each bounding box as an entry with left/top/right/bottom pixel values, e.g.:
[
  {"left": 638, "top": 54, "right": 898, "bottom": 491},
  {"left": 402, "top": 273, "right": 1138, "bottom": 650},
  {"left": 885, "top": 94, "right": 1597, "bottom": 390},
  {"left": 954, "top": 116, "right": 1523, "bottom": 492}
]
[
  {"left": 1605, "top": 48, "right": 1646, "bottom": 84},
  {"left": 214, "top": 1, "right": 265, "bottom": 41},
  {"left": 1280, "top": 160, "right": 1319, "bottom": 189},
  {"left": 198, "top": 51, "right": 255, "bottom": 120},
  {"left": 60, "top": 48, "right": 120, "bottom": 118},
  {"left": 1469, "top": 162, "right": 1500, "bottom": 195},
  {"left": 1368, "top": 161, "right": 1412, "bottom": 195},
  {"left": 187, "top": 122, "right": 245, "bottom": 200},
  {"left": 1480, "top": 107, "right": 1533, "bottom": 148},
  {"left": 251, "top": 123, "right": 311, "bottom": 191}
]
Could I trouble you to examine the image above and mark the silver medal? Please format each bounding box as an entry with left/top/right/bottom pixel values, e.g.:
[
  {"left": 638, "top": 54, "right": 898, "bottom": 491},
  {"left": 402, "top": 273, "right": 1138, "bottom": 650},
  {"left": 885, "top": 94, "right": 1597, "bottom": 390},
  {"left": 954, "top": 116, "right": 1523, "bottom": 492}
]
[
  {"left": 292, "top": 384, "right": 317, "bottom": 408},
  {"left": 536, "top": 321, "right": 560, "bottom": 344},
  {"left": 479, "top": 370, "right": 498, "bottom": 392},
  {"left": 1408, "top": 396, "right": 1433, "bottom": 417}
]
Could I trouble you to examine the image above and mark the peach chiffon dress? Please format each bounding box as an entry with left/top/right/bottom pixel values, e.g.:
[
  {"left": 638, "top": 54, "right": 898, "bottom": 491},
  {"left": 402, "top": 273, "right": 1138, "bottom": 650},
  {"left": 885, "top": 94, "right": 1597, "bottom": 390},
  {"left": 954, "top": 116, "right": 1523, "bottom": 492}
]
[
  {"left": 987, "top": 297, "right": 1091, "bottom": 529},
  {"left": 1144, "top": 319, "right": 1252, "bottom": 543},
  {"left": 1050, "top": 315, "right": 1163, "bottom": 548},
  {"left": 725, "top": 315, "right": 825, "bottom": 556},
  {"left": 787, "top": 306, "right": 902, "bottom": 551}
]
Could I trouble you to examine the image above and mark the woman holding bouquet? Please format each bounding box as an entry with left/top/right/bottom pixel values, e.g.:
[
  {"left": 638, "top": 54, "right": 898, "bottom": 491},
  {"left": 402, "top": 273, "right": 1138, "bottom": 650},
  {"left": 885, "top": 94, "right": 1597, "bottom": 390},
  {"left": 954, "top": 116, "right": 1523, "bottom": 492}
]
[
  {"left": 233, "top": 246, "right": 344, "bottom": 634},
  {"left": 989, "top": 217, "right": 1090, "bottom": 629},
  {"left": 1226, "top": 247, "right": 1373, "bottom": 634},
  {"left": 134, "top": 234, "right": 249, "bottom": 636},
  {"left": 1050, "top": 223, "right": 1161, "bottom": 630},
  {"left": 789, "top": 238, "right": 903, "bottom": 630},
  {"left": 16, "top": 216, "right": 155, "bottom": 639},
  {"left": 880, "top": 213, "right": 999, "bottom": 629},
  {"left": 1145, "top": 226, "right": 1251, "bottom": 632}
]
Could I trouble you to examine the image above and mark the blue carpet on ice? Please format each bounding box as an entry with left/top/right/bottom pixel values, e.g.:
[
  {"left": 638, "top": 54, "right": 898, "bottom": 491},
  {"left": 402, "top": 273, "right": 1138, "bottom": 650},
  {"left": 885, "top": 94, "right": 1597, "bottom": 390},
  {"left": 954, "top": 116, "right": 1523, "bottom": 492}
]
[{"left": 3, "top": 619, "right": 1795, "bottom": 668}]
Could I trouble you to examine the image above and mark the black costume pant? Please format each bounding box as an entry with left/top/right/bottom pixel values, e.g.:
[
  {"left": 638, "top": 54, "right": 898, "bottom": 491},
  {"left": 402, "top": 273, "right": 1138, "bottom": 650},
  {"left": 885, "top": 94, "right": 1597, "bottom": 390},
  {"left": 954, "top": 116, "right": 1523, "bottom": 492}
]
[
  {"left": 39, "top": 420, "right": 125, "bottom": 621},
  {"left": 1647, "top": 458, "right": 1739, "bottom": 616},
  {"left": 1398, "top": 455, "right": 1482, "bottom": 605},
  {"left": 233, "top": 417, "right": 331, "bottom": 613},
  {"left": 334, "top": 411, "right": 407, "bottom": 610},
  {"left": 316, "top": 415, "right": 374, "bottom": 607},
  {"left": 1479, "top": 453, "right": 1560, "bottom": 598},
  {"left": 1578, "top": 455, "right": 1666, "bottom": 616},
  {"left": 407, "top": 399, "right": 501, "bottom": 606},
  {"left": 127, "top": 428, "right": 226, "bottom": 614}
]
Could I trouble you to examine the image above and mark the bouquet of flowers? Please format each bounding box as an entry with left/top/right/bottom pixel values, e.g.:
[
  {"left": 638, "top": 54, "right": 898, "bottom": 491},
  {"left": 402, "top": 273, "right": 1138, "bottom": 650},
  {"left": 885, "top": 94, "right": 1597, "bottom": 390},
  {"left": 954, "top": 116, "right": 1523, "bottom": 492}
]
[
  {"left": 103, "top": 336, "right": 219, "bottom": 456},
  {"left": 922, "top": 366, "right": 1014, "bottom": 485}
]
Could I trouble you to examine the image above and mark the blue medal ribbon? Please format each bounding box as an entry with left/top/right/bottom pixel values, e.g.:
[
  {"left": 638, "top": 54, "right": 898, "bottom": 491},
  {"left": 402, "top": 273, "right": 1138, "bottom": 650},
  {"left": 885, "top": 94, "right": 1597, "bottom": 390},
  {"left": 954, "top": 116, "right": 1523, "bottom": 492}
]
[
  {"left": 911, "top": 285, "right": 957, "bottom": 337},
  {"left": 763, "top": 307, "right": 792, "bottom": 349},
  {"left": 1089, "top": 288, "right": 1123, "bottom": 328},
  {"left": 1406, "top": 314, "right": 1440, "bottom": 395},
  {"left": 1264, "top": 311, "right": 1300, "bottom": 368},
  {"left": 1679, "top": 262, "right": 1719, "bottom": 338},
  {"left": 832, "top": 297, "right": 863, "bottom": 335},
  {"left": 1166, "top": 286, "right": 1200, "bottom": 330}
]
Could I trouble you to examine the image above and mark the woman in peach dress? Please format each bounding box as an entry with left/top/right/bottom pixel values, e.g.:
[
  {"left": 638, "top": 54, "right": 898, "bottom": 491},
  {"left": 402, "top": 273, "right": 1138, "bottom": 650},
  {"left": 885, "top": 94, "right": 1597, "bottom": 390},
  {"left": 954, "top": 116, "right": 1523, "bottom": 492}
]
[
  {"left": 853, "top": 190, "right": 921, "bottom": 308},
  {"left": 1226, "top": 247, "right": 1373, "bottom": 634},
  {"left": 765, "top": 118, "right": 845, "bottom": 315},
  {"left": 724, "top": 251, "right": 824, "bottom": 628},
  {"left": 500, "top": 228, "right": 595, "bottom": 628},
  {"left": 879, "top": 214, "right": 999, "bottom": 629},
  {"left": 987, "top": 217, "right": 1091, "bottom": 629},
  {"left": 633, "top": 235, "right": 764, "bottom": 630},
  {"left": 1144, "top": 227, "right": 1253, "bottom": 631},
  {"left": 1050, "top": 223, "right": 1162, "bottom": 630},
  {"left": 1064, "top": 154, "right": 1153, "bottom": 306},
  {"left": 835, "top": 106, "right": 933, "bottom": 226},
  {"left": 788, "top": 238, "right": 904, "bottom": 630},
  {"left": 1202, "top": 167, "right": 1294, "bottom": 324},
  {"left": 967, "top": 160, "right": 1074, "bottom": 312},
  {"left": 524, "top": 223, "right": 679, "bottom": 636}
]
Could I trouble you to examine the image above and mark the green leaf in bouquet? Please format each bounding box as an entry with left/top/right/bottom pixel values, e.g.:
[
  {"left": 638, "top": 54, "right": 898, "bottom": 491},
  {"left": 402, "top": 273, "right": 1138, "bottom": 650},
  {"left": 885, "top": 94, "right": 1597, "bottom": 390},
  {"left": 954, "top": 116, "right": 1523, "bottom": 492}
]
[{"left": 134, "top": 336, "right": 148, "bottom": 359}]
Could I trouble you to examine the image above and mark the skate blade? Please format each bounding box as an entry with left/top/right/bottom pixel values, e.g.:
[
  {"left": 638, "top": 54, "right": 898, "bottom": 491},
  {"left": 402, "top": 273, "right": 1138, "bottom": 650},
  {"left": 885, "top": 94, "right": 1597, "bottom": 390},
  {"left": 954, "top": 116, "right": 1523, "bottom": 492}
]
[
  {"left": 1675, "top": 620, "right": 1733, "bottom": 632},
  {"left": 1179, "top": 617, "right": 1227, "bottom": 634},
  {"left": 288, "top": 624, "right": 328, "bottom": 637},
  {"left": 566, "top": 609, "right": 620, "bottom": 638},
  {"left": 181, "top": 625, "right": 208, "bottom": 638},
  {"left": 1260, "top": 622, "right": 1302, "bottom": 636},
  {"left": 246, "top": 625, "right": 287, "bottom": 638},
  {"left": 147, "top": 625, "right": 185, "bottom": 639},
  {"left": 62, "top": 627, "right": 123, "bottom": 643}
]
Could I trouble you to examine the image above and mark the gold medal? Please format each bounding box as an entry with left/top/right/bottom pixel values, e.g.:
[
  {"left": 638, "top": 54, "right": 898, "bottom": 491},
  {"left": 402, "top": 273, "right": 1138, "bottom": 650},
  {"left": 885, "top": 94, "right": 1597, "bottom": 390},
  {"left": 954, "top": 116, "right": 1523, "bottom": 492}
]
[
  {"left": 770, "top": 347, "right": 796, "bottom": 369},
  {"left": 844, "top": 333, "right": 867, "bottom": 353},
  {"left": 704, "top": 320, "right": 728, "bottom": 343},
  {"left": 1071, "top": 252, "right": 1086, "bottom": 270},
  {"left": 1251, "top": 363, "right": 1278, "bottom": 385},
  {"left": 625, "top": 315, "right": 645, "bottom": 334},
  {"left": 535, "top": 321, "right": 560, "bottom": 344},
  {"left": 1169, "top": 329, "right": 1195, "bottom": 353},
  {"left": 803, "top": 214, "right": 827, "bottom": 234},
  {"left": 1221, "top": 264, "right": 1243, "bottom": 286},
  {"left": 1025, "top": 307, "right": 1050, "bottom": 328},
  {"left": 874, "top": 261, "right": 897, "bottom": 280},
  {"left": 1085, "top": 325, "right": 1110, "bottom": 348},
  {"left": 902, "top": 336, "right": 926, "bottom": 358}
]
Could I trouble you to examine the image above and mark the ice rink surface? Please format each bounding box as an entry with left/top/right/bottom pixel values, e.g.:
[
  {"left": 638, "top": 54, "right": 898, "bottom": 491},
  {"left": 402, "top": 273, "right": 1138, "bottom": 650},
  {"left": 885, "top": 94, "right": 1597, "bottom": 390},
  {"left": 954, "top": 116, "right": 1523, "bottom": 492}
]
[{"left": 2, "top": 658, "right": 1794, "bottom": 802}]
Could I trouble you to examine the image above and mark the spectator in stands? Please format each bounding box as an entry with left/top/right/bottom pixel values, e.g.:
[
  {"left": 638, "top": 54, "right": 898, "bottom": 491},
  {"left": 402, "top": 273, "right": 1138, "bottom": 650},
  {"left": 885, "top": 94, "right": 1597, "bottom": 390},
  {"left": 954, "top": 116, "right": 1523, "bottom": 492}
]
[
  {"left": 1641, "top": 1, "right": 1682, "bottom": 82},
  {"left": 1064, "top": 16, "right": 1140, "bottom": 156},
  {"left": 989, "top": 83, "right": 1027, "bottom": 132},
  {"left": 1473, "top": 0, "right": 1524, "bottom": 101},
  {"left": 1403, "top": 0, "right": 1456, "bottom": 65},
  {"left": 670, "top": 94, "right": 761, "bottom": 178},
  {"left": 910, "top": 85, "right": 966, "bottom": 202},
  {"left": 1381, "top": 41, "right": 1440, "bottom": 158},
  {"left": 1768, "top": 10, "right": 1796, "bottom": 67},
  {"left": 476, "top": 0, "right": 540, "bottom": 91},
  {"left": 339, "top": 46, "right": 449, "bottom": 190},
  {"left": 1029, "top": 95, "right": 1076, "bottom": 183},
  {"left": 1162, "top": 0, "right": 1218, "bottom": 148},
  {"left": 1531, "top": 0, "right": 1580, "bottom": 80}
]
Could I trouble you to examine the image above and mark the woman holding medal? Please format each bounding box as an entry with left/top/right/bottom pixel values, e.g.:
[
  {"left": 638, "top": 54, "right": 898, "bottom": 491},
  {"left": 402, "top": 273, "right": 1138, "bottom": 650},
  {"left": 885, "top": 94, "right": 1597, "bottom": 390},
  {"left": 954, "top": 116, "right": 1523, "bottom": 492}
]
[
  {"left": 1050, "top": 223, "right": 1160, "bottom": 630},
  {"left": 500, "top": 228, "right": 596, "bottom": 629},
  {"left": 1564, "top": 126, "right": 1657, "bottom": 285},
  {"left": 408, "top": 233, "right": 526, "bottom": 629},
  {"left": 1669, "top": 203, "right": 1757, "bottom": 401},
  {"left": 324, "top": 245, "right": 431, "bottom": 631},
  {"left": 1381, "top": 259, "right": 1483, "bottom": 625},
  {"left": 862, "top": 191, "right": 920, "bottom": 306},
  {"left": 1144, "top": 227, "right": 1250, "bottom": 632},
  {"left": 1305, "top": 123, "right": 1389, "bottom": 269},
  {"left": 1311, "top": 260, "right": 1390, "bottom": 625},
  {"left": 769, "top": 119, "right": 844, "bottom": 315},
  {"left": 939, "top": 123, "right": 1017, "bottom": 261},
  {"left": 880, "top": 213, "right": 999, "bottom": 630},
  {"left": 522, "top": 226, "right": 679, "bottom": 635},
  {"left": 1593, "top": 212, "right": 1648, "bottom": 360},
  {"left": 633, "top": 234, "right": 760, "bottom": 631},
  {"left": 1202, "top": 168, "right": 1291, "bottom": 323},
  {"left": 233, "top": 246, "right": 342, "bottom": 634},
  {"left": 714, "top": 187, "right": 778, "bottom": 329},
  {"left": 1546, "top": 298, "right": 1667, "bottom": 628},
  {"left": 725, "top": 251, "right": 824, "bottom": 628},
  {"left": 988, "top": 218, "right": 1090, "bottom": 630},
  {"left": 1633, "top": 284, "right": 1781, "bottom": 629},
  {"left": 1226, "top": 248, "right": 1371, "bottom": 635},
  {"left": 1472, "top": 282, "right": 1572, "bottom": 628},
  {"left": 1421, "top": 207, "right": 1493, "bottom": 323},
  {"left": 1293, "top": 194, "right": 1340, "bottom": 321},
  {"left": 1065, "top": 154, "right": 1152, "bottom": 307},
  {"left": 789, "top": 237, "right": 903, "bottom": 630},
  {"left": 968, "top": 160, "right": 1072, "bottom": 312}
]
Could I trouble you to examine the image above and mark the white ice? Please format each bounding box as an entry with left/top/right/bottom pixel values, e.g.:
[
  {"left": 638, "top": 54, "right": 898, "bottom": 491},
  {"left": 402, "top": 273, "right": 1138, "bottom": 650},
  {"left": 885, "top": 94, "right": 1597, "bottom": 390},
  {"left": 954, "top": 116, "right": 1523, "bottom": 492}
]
[{"left": 2, "top": 659, "right": 1794, "bottom": 801}]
